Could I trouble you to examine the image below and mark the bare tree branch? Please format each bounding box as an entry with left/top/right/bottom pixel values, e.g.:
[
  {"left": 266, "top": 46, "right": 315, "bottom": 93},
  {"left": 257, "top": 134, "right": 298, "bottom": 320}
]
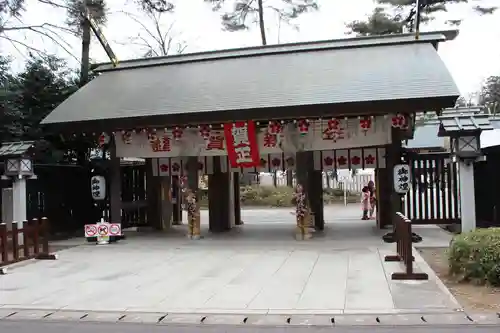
[
  {"left": 114, "top": 8, "right": 187, "bottom": 57},
  {"left": 0, "top": 34, "right": 49, "bottom": 57}
]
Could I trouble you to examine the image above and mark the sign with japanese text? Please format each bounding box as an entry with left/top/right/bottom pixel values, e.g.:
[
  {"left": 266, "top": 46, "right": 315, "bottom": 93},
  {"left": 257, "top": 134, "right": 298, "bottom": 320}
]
[
  {"left": 91, "top": 175, "right": 106, "bottom": 200},
  {"left": 224, "top": 121, "right": 260, "bottom": 168},
  {"left": 393, "top": 164, "right": 410, "bottom": 194}
]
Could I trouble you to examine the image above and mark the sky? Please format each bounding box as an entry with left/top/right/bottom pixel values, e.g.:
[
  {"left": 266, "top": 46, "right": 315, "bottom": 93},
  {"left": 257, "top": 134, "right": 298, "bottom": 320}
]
[{"left": 2, "top": 0, "right": 500, "bottom": 97}]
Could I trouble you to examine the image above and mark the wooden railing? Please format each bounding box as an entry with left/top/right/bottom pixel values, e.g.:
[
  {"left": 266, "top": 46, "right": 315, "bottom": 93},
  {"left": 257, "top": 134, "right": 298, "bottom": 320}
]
[
  {"left": 0, "top": 217, "right": 56, "bottom": 268},
  {"left": 384, "top": 212, "right": 428, "bottom": 280}
]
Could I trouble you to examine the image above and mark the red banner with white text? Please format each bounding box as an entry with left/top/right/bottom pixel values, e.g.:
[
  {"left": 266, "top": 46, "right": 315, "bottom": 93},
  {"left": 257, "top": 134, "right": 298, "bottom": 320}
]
[{"left": 223, "top": 121, "right": 260, "bottom": 168}]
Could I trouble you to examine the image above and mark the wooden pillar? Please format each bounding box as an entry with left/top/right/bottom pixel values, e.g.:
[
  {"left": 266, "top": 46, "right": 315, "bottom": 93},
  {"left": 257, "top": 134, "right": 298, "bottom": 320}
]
[
  {"left": 296, "top": 151, "right": 313, "bottom": 239},
  {"left": 171, "top": 176, "right": 182, "bottom": 225},
  {"left": 377, "top": 167, "right": 391, "bottom": 229},
  {"left": 208, "top": 156, "right": 230, "bottom": 232},
  {"left": 159, "top": 176, "right": 173, "bottom": 230},
  {"left": 308, "top": 169, "right": 324, "bottom": 230},
  {"left": 233, "top": 172, "right": 242, "bottom": 225},
  {"left": 145, "top": 158, "right": 161, "bottom": 230},
  {"left": 185, "top": 156, "right": 201, "bottom": 238},
  {"left": 387, "top": 129, "right": 403, "bottom": 228},
  {"left": 378, "top": 129, "right": 403, "bottom": 230},
  {"left": 109, "top": 139, "right": 121, "bottom": 224}
]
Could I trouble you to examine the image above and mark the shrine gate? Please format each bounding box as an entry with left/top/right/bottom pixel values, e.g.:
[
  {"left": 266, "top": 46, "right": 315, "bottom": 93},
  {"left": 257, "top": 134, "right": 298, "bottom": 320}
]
[{"left": 40, "top": 30, "right": 461, "bottom": 238}]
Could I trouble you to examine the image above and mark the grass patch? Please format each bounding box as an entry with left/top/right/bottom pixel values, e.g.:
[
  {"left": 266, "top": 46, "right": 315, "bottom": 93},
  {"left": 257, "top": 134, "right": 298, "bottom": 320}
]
[{"left": 198, "top": 185, "right": 359, "bottom": 207}]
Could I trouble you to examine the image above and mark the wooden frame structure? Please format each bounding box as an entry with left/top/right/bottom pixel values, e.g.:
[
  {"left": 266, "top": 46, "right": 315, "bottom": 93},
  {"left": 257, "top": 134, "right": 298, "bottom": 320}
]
[{"left": 39, "top": 31, "right": 461, "bottom": 237}]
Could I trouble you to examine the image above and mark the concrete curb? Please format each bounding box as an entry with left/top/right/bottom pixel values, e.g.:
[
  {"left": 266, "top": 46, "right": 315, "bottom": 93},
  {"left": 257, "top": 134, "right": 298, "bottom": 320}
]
[{"left": 1, "top": 308, "right": 499, "bottom": 326}]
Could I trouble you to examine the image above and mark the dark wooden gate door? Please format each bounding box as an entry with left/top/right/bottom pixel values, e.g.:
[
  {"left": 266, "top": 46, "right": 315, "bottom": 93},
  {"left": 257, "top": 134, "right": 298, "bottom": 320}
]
[{"left": 403, "top": 153, "right": 460, "bottom": 225}]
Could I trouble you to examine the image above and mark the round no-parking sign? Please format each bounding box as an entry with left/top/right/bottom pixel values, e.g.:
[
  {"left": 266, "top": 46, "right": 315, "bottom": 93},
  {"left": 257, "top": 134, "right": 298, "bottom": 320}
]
[
  {"left": 84, "top": 225, "right": 97, "bottom": 237},
  {"left": 97, "top": 224, "right": 109, "bottom": 236},
  {"left": 109, "top": 223, "right": 121, "bottom": 236}
]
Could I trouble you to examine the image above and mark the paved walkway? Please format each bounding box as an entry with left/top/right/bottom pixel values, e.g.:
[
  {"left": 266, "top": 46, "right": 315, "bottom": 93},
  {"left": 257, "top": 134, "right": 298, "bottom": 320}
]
[{"left": 0, "top": 205, "right": 459, "bottom": 315}]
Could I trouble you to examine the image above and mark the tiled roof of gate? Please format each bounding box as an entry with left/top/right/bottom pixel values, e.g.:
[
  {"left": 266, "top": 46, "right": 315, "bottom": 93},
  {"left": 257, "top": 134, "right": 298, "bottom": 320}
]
[
  {"left": 0, "top": 141, "right": 35, "bottom": 158},
  {"left": 41, "top": 30, "right": 460, "bottom": 125},
  {"left": 438, "top": 107, "right": 495, "bottom": 135}
]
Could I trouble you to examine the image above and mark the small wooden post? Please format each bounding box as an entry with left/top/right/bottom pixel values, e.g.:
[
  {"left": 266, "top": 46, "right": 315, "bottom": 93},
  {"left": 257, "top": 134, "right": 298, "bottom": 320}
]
[
  {"left": 0, "top": 223, "right": 8, "bottom": 264},
  {"left": 12, "top": 222, "right": 19, "bottom": 261},
  {"left": 41, "top": 217, "right": 50, "bottom": 254},
  {"left": 31, "top": 218, "right": 40, "bottom": 255},
  {"left": 22, "top": 220, "right": 29, "bottom": 258},
  {"left": 35, "top": 217, "right": 57, "bottom": 260}
]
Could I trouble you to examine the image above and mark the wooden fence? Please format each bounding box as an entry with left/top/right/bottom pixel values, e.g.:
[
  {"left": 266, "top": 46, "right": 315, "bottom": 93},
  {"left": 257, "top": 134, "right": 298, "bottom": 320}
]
[
  {"left": 262, "top": 172, "right": 374, "bottom": 193},
  {"left": 402, "top": 154, "right": 460, "bottom": 225},
  {"left": 384, "top": 213, "right": 428, "bottom": 281},
  {"left": 0, "top": 218, "right": 52, "bottom": 267}
]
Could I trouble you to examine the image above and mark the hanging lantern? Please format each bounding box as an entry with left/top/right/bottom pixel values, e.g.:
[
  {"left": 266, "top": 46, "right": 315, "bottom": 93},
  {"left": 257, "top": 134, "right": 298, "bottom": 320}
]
[
  {"left": 98, "top": 132, "right": 110, "bottom": 147},
  {"left": 391, "top": 113, "right": 407, "bottom": 129},
  {"left": 297, "top": 119, "right": 309, "bottom": 136},
  {"left": 327, "top": 118, "right": 341, "bottom": 131},
  {"left": 147, "top": 130, "right": 158, "bottom": 144},
  {"left": 122, "top": 131, "right": 132, "bottom": 144},
  {"left": 359, "top": 117, "right": 372, "bottom": 135},
  {"left": 172, "top": 127, "right": 183, "bottom": 141},
  {"left": 199, "top": 125, "right": 211, "bottom": 141}
]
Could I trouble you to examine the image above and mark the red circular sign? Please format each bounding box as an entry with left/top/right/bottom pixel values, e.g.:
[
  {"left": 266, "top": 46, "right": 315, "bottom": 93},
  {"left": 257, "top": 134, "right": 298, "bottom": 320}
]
[
  {"left": 85, "top": 225, "right": 97, "bottom": 237},
  {"left": 97, "top": 225, "right": 108, "bottom": 236},
  {"left": 109, "top": 224, "right": 121, "bottom": 236}
]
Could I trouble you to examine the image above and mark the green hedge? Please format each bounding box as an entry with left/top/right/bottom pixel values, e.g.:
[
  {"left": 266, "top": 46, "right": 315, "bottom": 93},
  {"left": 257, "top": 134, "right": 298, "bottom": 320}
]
[
  {"left": 448, "top": 228, "right": 500, "bottom": 286},
  {"left": 198, "top": 185, "right": 360, "bottom": 207}
]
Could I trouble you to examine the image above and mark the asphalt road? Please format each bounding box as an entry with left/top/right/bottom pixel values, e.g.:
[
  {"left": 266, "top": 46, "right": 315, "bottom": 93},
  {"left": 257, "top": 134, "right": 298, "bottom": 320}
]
[{"left": 1, "top": 321, "right": 500, "bottom": 333}]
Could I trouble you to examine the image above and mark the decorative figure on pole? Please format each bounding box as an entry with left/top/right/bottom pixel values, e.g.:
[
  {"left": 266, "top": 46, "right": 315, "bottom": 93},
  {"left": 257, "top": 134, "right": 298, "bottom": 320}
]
[
  {"left": 179, "top": 176, "right": 201, "bottom": 239},
  {"left": 294, "top": 184, "right": 312, "bottom": 240}
]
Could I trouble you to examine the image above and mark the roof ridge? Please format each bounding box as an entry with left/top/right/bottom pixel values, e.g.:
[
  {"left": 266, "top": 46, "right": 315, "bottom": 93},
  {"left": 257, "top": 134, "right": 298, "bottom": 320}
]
[{"left": 95, "top": 30, "right": 458, "bottom": 72}]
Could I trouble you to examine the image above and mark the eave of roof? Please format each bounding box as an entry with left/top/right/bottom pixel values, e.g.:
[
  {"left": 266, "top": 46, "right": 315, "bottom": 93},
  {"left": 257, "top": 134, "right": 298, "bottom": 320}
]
[{"left": 94, "top": 30, "right": 459, "bottom": 73}]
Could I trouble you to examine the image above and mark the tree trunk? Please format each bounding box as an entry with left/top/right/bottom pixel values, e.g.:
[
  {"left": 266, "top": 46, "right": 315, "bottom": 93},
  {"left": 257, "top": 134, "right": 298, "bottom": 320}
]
[
  {"left": 80, "top": 19, "right": 91, "bottom": 85},
  {"left": 257, "top": 0, "right": 267, "bottom": 46}
]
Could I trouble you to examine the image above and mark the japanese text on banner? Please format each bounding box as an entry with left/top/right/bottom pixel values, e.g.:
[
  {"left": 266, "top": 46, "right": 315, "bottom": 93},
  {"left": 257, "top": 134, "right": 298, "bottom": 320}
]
[{"left": 223, "top": 121, "right": 260, "bottom": 168}]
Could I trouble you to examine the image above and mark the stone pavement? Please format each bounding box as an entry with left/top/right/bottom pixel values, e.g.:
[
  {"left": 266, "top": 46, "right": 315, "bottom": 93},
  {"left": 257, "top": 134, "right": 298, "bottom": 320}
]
[{"left": 0, "top": 205, "right": 460, "bottom": 318}]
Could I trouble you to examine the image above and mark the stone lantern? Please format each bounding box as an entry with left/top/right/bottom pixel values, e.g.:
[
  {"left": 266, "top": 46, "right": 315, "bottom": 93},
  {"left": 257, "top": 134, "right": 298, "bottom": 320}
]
[
  {"left": 0, "top": 141, "right": 37, "bottom": 244},
  {"left": 438, "top": 107, "right": 494, "bottom": 232}
]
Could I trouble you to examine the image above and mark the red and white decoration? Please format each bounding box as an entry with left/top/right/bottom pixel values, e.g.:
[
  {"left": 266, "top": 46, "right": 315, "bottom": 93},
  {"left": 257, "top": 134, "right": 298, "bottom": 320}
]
[
  {"left": 224, "top": 121, "right": 260, "bottom": 168},
  {"left": 206, "top": 133, "right": 225, "bottom": 151},
  {"left": 150, "top": 134, "right": 172, "bottom": 152},
  {"left": 349, "top": 148, "right": 363, "bottom": 169},
  {"left": 391, "top": 113, "right": 409, "bottom": 129},
  {"left": 322, "top": 118, "right": 345, "bottom": 142},
  {"left": 359, "top": 117, "right": 372, "bottom": 135},
  {"left": 297, "top": 119, "right": 310, "bottom": 136},
  {"left": 157, "top": 157, "right": 183, "bottom": 176},
  {"left": 158, "top": 157, "right": 170, "bottom": 176},
  {"left": 321, "top": 150, "right": 335, "bottom": 170},
  {"left": 148, "top": 130, "right": 158, "bottom": 144},
  {"left": 98, "top": 132, "right": 110, "bottom": 147},
  {"left": 335, "top": 150, "right": 349, "bottom": 170},
  {"left": 263, "top": 121, "right": 283, "bottom": 148},
  {"left": 199, "top": 125, "right": 211, "bottom": 141},
  {"left": 172, "top": 127, "right": 183, "bottom": 141},
  {"left": 363, "top": 148, "right": 378, "bottom": 168},
  {"left": 268, "top": 153, "right": 284, "bottom": 171},
  {"left": 284, "top": 153, "right": 295, "bottom": 170}
]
